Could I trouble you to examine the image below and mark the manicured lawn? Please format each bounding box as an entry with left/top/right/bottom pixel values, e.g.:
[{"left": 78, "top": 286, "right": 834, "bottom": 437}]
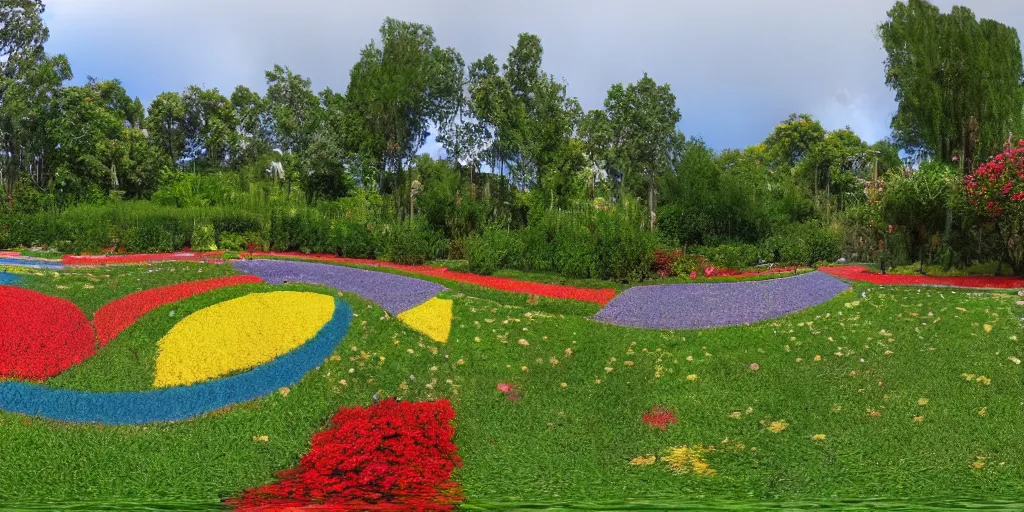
[{"left": 0, "top": 262, "right": 1022, "bottom": 506}]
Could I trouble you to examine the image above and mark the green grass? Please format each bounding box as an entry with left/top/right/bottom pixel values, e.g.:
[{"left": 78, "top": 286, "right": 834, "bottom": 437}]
[{"left": 2, "top": 262, "right": 1024, "bottom": 506}]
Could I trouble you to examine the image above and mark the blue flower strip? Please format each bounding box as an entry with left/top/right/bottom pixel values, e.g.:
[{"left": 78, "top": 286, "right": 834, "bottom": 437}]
[
  {"left": 0, "top": 298, "right": 351, "bottom": 425},
  {"left": 0, "top": 257, "right": 64, "bottom": 270},
  {"left": 0, "top": 272, "right": 20, "bottom": 285}
]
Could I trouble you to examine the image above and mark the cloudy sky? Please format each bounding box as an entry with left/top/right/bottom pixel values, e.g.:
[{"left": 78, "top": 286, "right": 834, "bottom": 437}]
[{"left": 42, "top": 0, "right": 1024, "bottom": 154}]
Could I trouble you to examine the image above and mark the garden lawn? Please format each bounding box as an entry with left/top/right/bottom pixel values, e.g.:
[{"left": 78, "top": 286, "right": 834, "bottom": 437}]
[{"left": 0, "top": 262, "right": 1022, "bottom": 506}]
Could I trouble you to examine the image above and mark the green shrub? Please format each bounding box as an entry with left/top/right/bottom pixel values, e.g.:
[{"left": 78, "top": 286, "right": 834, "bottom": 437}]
[
  {"left": 593, "top": 209, "right": 656, "bottom": 282},
  {"left": 465, "top": 228, "right": 525, "bottom": 275},
  {"left": 190, "top": 222, "right": 217, "bottom": 251},
  {"left": 761, "top": 223, "right": 841, "bottom": 265},
  {"left": 696, "top": 243, "right": 761, "bottom": 269}
]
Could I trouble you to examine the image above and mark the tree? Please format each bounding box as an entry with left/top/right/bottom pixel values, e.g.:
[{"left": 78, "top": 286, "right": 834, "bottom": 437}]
[
  {"left": 763, "top": 113, "right": 826, "bottom": 169},
  {"left": 229, "top": 85, "right": 272, "bottom": 168},
  {"left": 146, "top": 92, "right": 186, "bottom": 164},
  {"left": 346, "top": 18, "right": 460, "bottom": 217},
  {"left": 879, "top": 0, "right": 1024, "bottom": 168},
  {"left": 0, "top": 0, "right": 67, "bottom": 198},
  {"left": 604, "top": 73, "right": 681, "bottom": 228},
  {"left": 182, "top": 85, "right": 236, "bottom": 167}
]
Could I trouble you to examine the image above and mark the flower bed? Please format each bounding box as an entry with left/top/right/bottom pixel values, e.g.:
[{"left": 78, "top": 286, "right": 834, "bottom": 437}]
[
  {"left": 0, "top": 257, "right": 64, "bottom": 270},
  {"left": 0, "top": 298, "right": 352, "bottom": 425},
  {"left": 245, "top": 252, "right": 617, "bottom": 305},
  {"left": 154, "top": 291, "right": 336, "bottom": 387},
  {"left": 227, "top": 398, "right": 463, "bottom": 511},
  {"left": 232, "top": 259, "right": 445, "bottom": 315},
  {"left": 0, "top": 272, "right": 19, "bottom": 286},
  {"left": 0, "top": 286, "right": 94, "bottom": 380},
  {"left": 93, "top": 275, "right": 263, "bottom": 346},
  {"left": 594, "top": 271, "right": 850, "bottom": 329},
  {"left": 819, "top": 265, "right": 1024, "bottom": 289},
  {"left": 396, "top": 297, "right": 454, "bottom": 343},
  {"left": 63, "top": 252, "right": 224, "bottom": 266}
]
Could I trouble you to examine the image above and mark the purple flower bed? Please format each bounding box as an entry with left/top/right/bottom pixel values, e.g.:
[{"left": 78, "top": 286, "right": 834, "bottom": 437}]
[
  {"left": 593, "top": 271, "right": 850, "bottom": 330},
  {"left": 232, "top": 259, "right": 444, "bottom": 315}
]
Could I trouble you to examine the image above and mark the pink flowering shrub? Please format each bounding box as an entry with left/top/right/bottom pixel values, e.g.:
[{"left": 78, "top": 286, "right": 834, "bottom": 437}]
[{"left": 965, "top": 141, "right": 1024, "bottom": 272}]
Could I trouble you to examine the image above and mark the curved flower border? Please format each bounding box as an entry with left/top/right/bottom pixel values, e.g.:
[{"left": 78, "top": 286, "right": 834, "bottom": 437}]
[
  {"left": 93, "top": 275, "right": 263, "bottom": 346},
  {"left": 0, "top": 298, "right": 351, "bottom": 425},
  {"left": 819, "top": 265, "right": 1024, "bottom": 289}
]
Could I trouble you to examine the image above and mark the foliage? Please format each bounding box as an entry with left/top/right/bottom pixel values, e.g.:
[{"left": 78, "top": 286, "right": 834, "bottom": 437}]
[
  {"left": 965, "top": 142, "right": 1024, "bottom": 272},
  {"left": 878, "top": 0, "right": 1024, "bottom": 166}
]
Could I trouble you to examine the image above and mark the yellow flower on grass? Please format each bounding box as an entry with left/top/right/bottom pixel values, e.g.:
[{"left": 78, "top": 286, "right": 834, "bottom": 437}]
[
  {"left": 983, "top": 324, "right": 993, "bottom": 333},
  {"left": 918, "top": 398, "right": 929, "bottom": 406},
  {"left": 154, "top": 291, "right": 335, "bottom": 387},
  {"left": 629, "top": 455, "right": 656, "bottom": 466},
  {"left": 767, "top": 420, "right": 789, "bottom": 433},
  {"left": 686, "top": 374, "right": 698, "bottom": 381},
  {"left": 663, "top": 445, "right": 715, "bottom": 476},
  {"left": 397, "top": 297, "right": 453, "bottom": 343},
  {"left": 811, "top": 434, "right": 826, "bottom": 441}
]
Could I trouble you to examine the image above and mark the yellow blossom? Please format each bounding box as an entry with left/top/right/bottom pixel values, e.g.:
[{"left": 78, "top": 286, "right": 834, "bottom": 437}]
[
  {"left": 397, "top": 297, "right": 453, "bottom": 343},
  {"left": 811, "top": 434, "right": 826, "bottom": 441},
  {"left": 629, "top": 455, "right": 656, "bottom": 466},
  {"left": 767, "top": 420, "right": 789, "bottom": 433},
  {"left": 918, "top": 398, "right": 929, "bottom": 406},
  {"left": 686, "top": 374, "right": 698, "bottom": 381},
  {"left": 663, "top": 445, "right": 715, "bottom": 476},
  {"left": 912, "top": 415, "right": 924, "bottom": 423}
]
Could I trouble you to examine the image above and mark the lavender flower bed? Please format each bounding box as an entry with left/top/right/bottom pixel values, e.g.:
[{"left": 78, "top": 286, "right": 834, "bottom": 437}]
[
  {"left": 593, "top": 271, "right": 850, "bottom": 329},
  {"left": 232, "top": 259, "right": 444, "bottom": 315}
]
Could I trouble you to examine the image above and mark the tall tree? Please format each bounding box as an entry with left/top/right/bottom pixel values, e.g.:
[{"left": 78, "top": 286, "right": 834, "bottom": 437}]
[
  {"left": 879, "top": 0, "right": 1024, "bottom": 167},
  {"left": 346, "top": 18, "right": 460, "bottom": 216},
  {"left": 0, "top": 0, "right": 68, "bottom": 197},
  {"left": 604, "top": 73, "right": 681, "bottom": 228},
  {"left": 146, "top": 92, "right": 186, "bottom": 164},
  {"left": 763, "top": 113, "right": 826, "bottom": 169},
  {"left": 229, "top": 85, "right": 272, "bottom": 168}
]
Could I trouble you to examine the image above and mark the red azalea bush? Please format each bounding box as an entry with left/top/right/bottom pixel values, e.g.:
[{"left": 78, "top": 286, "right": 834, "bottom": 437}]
[
  {"left": 228, "top": 399, "right": 464, "bottom": 511},
  {"left": 92, "top": 275, "right": 262, "bottom": 346},
  {"left": 0, "top": 286, "right": 95, "bottom": 380},
  {"left": 965, "top": 142, "right": 1024, "bottom": 273}
]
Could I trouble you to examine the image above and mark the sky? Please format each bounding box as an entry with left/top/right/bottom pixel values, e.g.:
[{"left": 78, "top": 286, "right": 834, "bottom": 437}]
[{"left": 41, "top": 0, "right": 1024, "bottom": 157}]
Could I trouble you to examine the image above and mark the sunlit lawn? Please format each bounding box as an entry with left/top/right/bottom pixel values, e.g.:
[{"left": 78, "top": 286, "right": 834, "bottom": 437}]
[{"left": 0, "top": 263, "right": 1022, "bottom": 505}]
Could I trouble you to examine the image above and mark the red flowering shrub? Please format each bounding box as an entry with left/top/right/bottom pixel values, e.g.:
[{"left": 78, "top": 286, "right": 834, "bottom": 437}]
[
  {"left": 965, "top": 142, "right": 1024, "bottom": 272},
  {"left": 0, "top": 286, "right": 95, "bottom": 380},
  {"left": 228, "top": 399, "right": 464, "bottom": 511},
  {"left": 642, "top": 406, "right": 678, "bottom": 430},
  {"left": 92, "top": 275, "right": 263, "bottom": 346},
  {"left": 652, "top": 249, "right": 682, "bottom": 277}
]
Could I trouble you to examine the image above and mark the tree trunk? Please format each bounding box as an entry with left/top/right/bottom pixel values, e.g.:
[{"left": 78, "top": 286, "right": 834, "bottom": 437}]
[{"left": 648, "top": 172, "right": 656, "bottom": 230}]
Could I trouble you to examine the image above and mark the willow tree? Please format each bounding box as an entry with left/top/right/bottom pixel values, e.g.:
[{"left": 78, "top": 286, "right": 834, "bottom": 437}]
[{"left": 879, "top": 0, "right": 1024, "bottom": 169}]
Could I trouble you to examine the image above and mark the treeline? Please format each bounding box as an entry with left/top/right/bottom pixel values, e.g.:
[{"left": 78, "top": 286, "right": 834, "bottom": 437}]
[{"left": 1, "top": 0, "right": 1023, "bottom": 277}]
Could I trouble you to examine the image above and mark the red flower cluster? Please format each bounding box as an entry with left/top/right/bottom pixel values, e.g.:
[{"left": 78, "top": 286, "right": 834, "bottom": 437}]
[
  {"left": 63, "top": 252, "right": 225, "bottom": 266},
  {"left": 642, "top": 406, "right": 678, "bottom": 430},
  {"left": 246, "top": 252, "right": 618, "bottom": 305},
  {"left": 92, "top": 275, "right": 263, "bottom": 346},
  {"left": 652, "top": 249, "right": 682, "bottom": 277},
  {"left": 965, "top": 141, "right": 1024, "bottom": 216},
  {"left": 229, "top": 399, "right": 463, "bottom": 511},
  {"left": 819, "top": 265, "right": 1024, "bottom": 289},
  {"left": 0, "top": 286, "right": 95, "bottom": 380}
]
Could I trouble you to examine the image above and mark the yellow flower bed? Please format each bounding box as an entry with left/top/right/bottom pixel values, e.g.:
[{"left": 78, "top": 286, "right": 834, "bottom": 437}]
[
  {"left": 153, "top": 291, "right": 335, "bottom": 387},
  {"left": 397, "top": 297, "right": 453, "bottom": 343}
]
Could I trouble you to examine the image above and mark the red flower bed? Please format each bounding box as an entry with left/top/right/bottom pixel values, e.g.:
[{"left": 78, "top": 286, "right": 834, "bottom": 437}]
[
  {"left": 819, "top": 265, "right": 1024, "bottom": 289},
  {"left": 63, "top": 252, "right": 225, "bottom": 266},
  {"left": 228, "top": 399, "right": 463, "bottom": 512},
  {"left": 0, "top": 251, "right": 20, "bottom": 258},
  {"left": 0, "top": 285, "right": 95, "bottom": 380},
  {"left": 247, "top": 252, "right": 618, "bottom": 306},
  {"left": 92, "top": 275, "right": 263, "bottom": 346},
  {"left": 642, "top": 406, "right": 678, "bottom": 430}
]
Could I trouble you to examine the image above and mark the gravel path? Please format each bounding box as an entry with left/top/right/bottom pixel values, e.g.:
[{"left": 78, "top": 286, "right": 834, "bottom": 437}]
[
  {"left": 593, "top": 271, "right": 850, "bottom": 329},
  {"left": 232, "top": 259, "right": 444, "bottom": 315}
]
